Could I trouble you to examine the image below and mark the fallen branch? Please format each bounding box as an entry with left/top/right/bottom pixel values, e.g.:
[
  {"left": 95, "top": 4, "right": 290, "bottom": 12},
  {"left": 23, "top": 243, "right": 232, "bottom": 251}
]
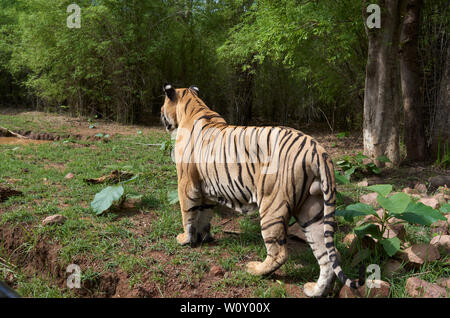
[
  {"left": 223, "top": 230, "right": 242, "bottom": 235},
  {"left": 133, "top": 142, "right": 162, "bottom": 147},
  {"left": 0, "top": 126, "right": 29, "bottom": 139}
]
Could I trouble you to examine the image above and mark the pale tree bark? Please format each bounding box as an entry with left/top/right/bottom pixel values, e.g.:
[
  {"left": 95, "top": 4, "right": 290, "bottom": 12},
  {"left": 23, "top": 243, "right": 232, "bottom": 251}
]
[
  {"left": 399, "top": 0, "right": 427, "bottom": 162},
  {"left": 363, "top": 0, "right": 403, "bottom": 167}
]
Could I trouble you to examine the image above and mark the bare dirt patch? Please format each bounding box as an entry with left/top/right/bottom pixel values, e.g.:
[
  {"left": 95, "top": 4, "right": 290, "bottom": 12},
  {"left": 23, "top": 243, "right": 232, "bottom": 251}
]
[{"left": 0, "top": 186, "right": 23, "bottom": 202}]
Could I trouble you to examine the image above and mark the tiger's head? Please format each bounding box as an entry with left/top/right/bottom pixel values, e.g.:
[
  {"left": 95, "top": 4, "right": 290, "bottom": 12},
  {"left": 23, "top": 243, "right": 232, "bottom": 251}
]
[{"left": 161, "top": 83, "right": 199, "bottom": 132}]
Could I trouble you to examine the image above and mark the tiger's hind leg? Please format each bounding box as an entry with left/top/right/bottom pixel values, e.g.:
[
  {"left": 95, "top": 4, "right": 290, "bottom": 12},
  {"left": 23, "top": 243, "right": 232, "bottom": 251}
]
[
  {"left": 295, "top": 194, "right": 335, "bottom": 297},
  {"left": 246, "top": 201, "right": 289, "bottom": 276},
  {"left": 176, "top": 180, "right": 202, "bottom": 246}
]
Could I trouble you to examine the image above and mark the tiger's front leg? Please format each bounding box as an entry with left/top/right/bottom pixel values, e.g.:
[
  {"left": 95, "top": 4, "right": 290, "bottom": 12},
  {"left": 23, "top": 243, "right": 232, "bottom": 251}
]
[
  {"left": 177, "top": 208, "right": 214, "bottom": 245},
  {"left": 176, "top": 179, "right": 215, "bottom": 246}
]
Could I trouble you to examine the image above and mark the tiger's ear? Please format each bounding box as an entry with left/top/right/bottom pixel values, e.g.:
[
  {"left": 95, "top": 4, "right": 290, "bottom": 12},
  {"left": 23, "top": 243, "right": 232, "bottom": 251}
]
[
  {"left": 163, "top": 83, "right": 176, "bottom": 101},
  {"left": 189, "top": 85, "right": 199, "bottom": 96}
]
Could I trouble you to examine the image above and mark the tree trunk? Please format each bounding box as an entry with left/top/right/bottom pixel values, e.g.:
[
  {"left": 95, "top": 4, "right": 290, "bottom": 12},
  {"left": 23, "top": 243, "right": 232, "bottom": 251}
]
[
  {"left": 363, "top": 0, "right": 403, "bottom": 167},
  {"left": 431, "top": 43, "right": 450, "bottom": 159},
  {"left": 232, "top": 60, "right": 256, "bottom": 125},
  {"left": 399, "top": 0, "right": 427, "bottom": 162}
]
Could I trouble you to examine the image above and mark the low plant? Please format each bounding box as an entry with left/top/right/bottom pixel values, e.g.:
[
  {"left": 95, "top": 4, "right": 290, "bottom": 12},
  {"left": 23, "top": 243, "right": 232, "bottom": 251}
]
[
  {"left": 334, "top": 152, "right": 390, "bottom": 184},
  {"left": 336, "top": 184, "right": 447, "bottom": 257},
  {"left": 90, "top": 174, "right": 139, "bottom": 215}
]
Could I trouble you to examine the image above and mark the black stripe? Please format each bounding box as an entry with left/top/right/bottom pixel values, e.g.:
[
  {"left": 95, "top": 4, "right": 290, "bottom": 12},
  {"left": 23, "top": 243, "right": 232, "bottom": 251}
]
[{"left": 300, "top": 208, "right": 324, "bottom": 228}]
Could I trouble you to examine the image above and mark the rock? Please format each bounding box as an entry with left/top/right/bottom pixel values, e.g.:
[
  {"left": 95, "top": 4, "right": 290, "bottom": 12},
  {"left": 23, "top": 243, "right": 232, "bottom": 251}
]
[
  {"left": 432, "top": 192, "right": 449, "bottom": 206},
  {"left": 402, "top": 187, "right": 417, "bottom": 195},
  {"left": 343, "top": 233, "right": 356, "bottom": 246},
  {"left": 360, "top": 193, "right": 379, "bottom": 208},
  {"left": 430, "top": 235, "right": 450, "bottom": 254},
  {"left": 42, "top": 214, "right": 66, "bottom": 226},
  {"left": 405, "top": 277, "right": 447, "bottom": 298},
  {"left": 429, "top": 176, "right": 450, "bottom": 190},
  {"left": 400, "top": 244, "right": 440, "bottom": 265},
  {"left": 64, "top": 172, "right": 75, "bottom": 179},
  {"left": 357, "top": 180, "right": 369, "bottom": 187},
  {"left": 383, "top": 223, "right": 406, "bottom": 240},
  {"left": 339, "top": 280, "right": 390, "bottom": 298},
  {"left": 414, "top": 183, "right": 427, "bottom": 194},
  {"left": 122, "top": 197, "right": 142, "bottom": 209},
  {"left": 418, "top": 197, "right": 439, "bottom": 210},
  {"left": 383, "top": 260, "right": 405, "bottom": 278},
  {"left": 287, "top": 223, "right": 307, "bottom": 241},
  {"left": 436, "top": 278, "right": 450, "bottom": 290},
  {"left": 209, "top": 266, "right": 224, "bottom": 277}
]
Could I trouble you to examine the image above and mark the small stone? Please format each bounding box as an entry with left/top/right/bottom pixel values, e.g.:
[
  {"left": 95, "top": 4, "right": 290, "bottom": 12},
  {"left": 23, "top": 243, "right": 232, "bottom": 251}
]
[
  {"left": 42, "top": 214, "right": 66, "bottom": 226},
  {"left": 405, "top": 277, "right": 447, "bottom": 298},
  {"left": 122, "top": 197, "right": 142, "bottom": 209},
  {"left": 432, "top": 192, "right": 448, "bottom": 205},
  {"left": 429, "top": 176, "right": 450, "bottom": 189},
  {"left": 430, "top": 235, "right": 450, "bottom": 254},
  {"left": 383, "top": 260, "right": 405, "bottom": 278},
  {"left": 383, "top": 223, "right": 406, "bottom": 240},
  {"left": 402, "top": 187, "right": 417, "bottom": 195},
  {"left": 360, "top": 193, "right": 379, "bottom": 208},
  {"left": 418, "top": 197, "right": 440, "bottom": 209},
  {"left": 64, "top": 173, "right": 75, "bottom": 179},
  {"left": 357, "top": 180, "right": 369, "bottom": 187},
  {"left": 343, "top": 233, "right": 356, "bottom": 246},
  {"left": 400, "top": 244, "right": 440, "bottom": 265},
  {"left": 436, "top": 278, "right": 450, "bottom": 290},
  {"left": 209, "top": 265, "right": 224, "bottom": 277},
  {"left": 339, "top": 280, "right": 390, "bottom": 298},
  {"left": 414, "top": 183, "right": 427, "bottom": 194}
]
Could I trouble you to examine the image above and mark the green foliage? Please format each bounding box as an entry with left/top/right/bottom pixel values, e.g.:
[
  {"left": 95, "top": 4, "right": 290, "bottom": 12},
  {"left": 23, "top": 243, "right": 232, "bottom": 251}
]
[
  {"left": 90, "top": 174, "right": 138, "bottom": 215},
  {"left": 337, "top": 184, "right": 446, "bottom": 257},
  {"left": 335, "top": 153, "right": 391, "bottom": 182},
  {"left": 167, "top": 189, "right": 179, "bottom": 205}
]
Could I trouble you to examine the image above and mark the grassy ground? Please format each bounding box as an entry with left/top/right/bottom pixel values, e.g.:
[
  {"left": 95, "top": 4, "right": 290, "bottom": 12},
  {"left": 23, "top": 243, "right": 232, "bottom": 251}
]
[{"left": 0, "top": 110, "right": 448, "bottom": 298}]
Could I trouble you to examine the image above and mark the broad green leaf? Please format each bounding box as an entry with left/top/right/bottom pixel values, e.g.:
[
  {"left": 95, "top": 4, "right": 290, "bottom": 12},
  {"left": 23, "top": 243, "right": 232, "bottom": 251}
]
[
  {"left": 377, "top": 192, "right": 411, "bottom": 214},
  {"left": 354, "top": 223, "right": 381, "bottom": 239},
  {"left": 168, "top": 189, "right": 179, "bottom": 204},
  {"left": 377, "top": 155, "right": 391, "bottom": 163},
  {"left": 381, "top": 237, "right": 401, "bottom": 257},
  {"left": 354, "top": 152, "right": 368, "bottom": 163},
  {"left": 344, "top": 166, "right": 356, "bottom": 177},
  {"left": 91, "top": 185, "right": 124, "bottom": 215},
  {"left": 366, "top": 163, "right": 380, "bottom": 174},
  {"left": 397, "top": 202, "right": 446, "bottom": 226},
  {"left": 334, "top": 170, "right": 350, "bottom": 184},
  {"left": 366, "top": 184, "right": 392, "bottom": 197},
  {"left": 440, "top": 203, "right": 450, "bottom": 214},
  {"left": 336, "top": 203, "right": 376, "bottom": 221}
]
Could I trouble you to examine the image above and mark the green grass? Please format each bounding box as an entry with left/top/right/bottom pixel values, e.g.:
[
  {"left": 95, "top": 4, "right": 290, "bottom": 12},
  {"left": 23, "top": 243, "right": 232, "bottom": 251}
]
[{"left": 0, "top": 112, "right": 448, "bottom": 298}]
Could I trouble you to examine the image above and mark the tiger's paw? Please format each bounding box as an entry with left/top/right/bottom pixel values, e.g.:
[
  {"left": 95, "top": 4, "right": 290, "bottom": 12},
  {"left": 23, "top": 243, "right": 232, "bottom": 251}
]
[
  {"left": 176, "top": 233, "right": 190, "bottom": 246},
  {"left": 303, "top": 282, "right": 322, "bottom": 297},
  {"left": 246, "top": 261, "right": 265, "bottom": 276}
]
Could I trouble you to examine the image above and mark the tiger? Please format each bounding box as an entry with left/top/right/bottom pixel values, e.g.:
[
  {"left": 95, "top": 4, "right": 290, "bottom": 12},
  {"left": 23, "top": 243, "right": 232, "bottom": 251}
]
[{"left": 160, "top": 84, "right": 364, "bottom": 297}]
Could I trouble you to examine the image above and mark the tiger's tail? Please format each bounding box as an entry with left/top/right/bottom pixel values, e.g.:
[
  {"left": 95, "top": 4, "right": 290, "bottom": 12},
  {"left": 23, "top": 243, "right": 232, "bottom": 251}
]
[{"left": 317, "top": 151, "right": 365, "bottom": 290}]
